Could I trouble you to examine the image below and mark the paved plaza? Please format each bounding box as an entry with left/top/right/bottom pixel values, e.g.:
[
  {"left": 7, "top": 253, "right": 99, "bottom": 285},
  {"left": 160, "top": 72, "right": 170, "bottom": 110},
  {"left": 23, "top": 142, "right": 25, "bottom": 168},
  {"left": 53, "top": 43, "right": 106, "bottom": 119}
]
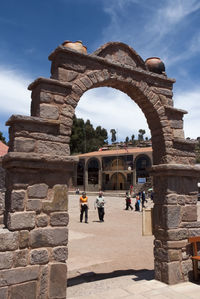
[{"left": 67, "top": 194, "right": 200, "bottom": 298}]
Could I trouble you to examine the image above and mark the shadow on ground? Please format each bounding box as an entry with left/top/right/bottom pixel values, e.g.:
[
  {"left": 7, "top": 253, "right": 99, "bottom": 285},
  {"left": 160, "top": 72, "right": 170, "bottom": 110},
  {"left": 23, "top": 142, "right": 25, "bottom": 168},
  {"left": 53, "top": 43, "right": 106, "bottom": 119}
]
[{"left": 67, "top": 269, "right": 155, "bottom": 287}]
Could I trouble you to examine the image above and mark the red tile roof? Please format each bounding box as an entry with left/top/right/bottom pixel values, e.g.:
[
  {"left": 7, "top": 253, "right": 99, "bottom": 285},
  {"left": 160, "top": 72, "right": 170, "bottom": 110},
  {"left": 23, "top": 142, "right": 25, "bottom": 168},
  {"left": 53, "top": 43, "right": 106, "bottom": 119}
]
[
  {"left": 0, "top": 141, "right": 8, "bottom": 157},
  {"left": 77, "top": 147, "right": 152, "bottom": 157}
]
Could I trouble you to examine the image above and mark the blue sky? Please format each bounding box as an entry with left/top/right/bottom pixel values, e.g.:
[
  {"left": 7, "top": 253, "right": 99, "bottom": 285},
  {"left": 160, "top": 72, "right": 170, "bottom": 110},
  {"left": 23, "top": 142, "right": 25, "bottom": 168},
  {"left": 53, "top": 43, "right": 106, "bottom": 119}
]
[{"left": 0, "top": 0, "right": 200, "bottom": 142}]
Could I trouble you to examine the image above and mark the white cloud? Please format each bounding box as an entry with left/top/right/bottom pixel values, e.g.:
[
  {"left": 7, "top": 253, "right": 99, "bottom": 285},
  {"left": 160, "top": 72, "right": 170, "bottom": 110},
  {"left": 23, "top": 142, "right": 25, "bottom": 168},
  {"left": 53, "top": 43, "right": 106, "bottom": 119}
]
[
  {"left": 0, "top": 67, "right": 32, "bottom": 115},
  {"left": 76, "top": 87, "right": 150, "bottom": 141}
]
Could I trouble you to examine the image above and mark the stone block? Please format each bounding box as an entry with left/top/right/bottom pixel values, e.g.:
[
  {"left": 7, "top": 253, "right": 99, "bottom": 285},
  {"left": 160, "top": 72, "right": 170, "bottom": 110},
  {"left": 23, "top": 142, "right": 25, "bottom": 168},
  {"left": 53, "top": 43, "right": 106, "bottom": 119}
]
[
  {"left": 162, "top": 205, "right": 181, "bottom": 229},
  {"left": 10, "top": 281, "right": 37, "bottom": 299},
  {"left": 10, "top": 190, "right": 25, "bottom": 211},
  {"left": 13, "top": 249, "right": 28, "bottom": 267},
  {"left": 27, "top": 183, "right": 48, "bottom": 199},
  {"left": 7, "top": 211, "right": 36, "bottom": 231},
  {"left": 185, "top": 195, "right": 197, "bottom": 204},
  {"left": 61, "top": 105, "right": 74, "bottom": 119},
  {"left": 30, "top": 227, "right": 68, "bottom": 248},
  {"left": 0, "top": 252, "right": 13, "bottom": 270},
  {"left": 0, "top": 229, "right": 18, "bottom": 251},
  {"left": 53, "top": 94, "right": 65, "bottom": 104},
  {"left": 38, "top": 265, "right": 48, "bottom": 298},
  {"left": 0, "top": 216, "right": 3, "bottom": 225},
  {"left": 19, "top": 230, "right": 29, "bottom": 248},
  {"left": 49, "top": 263, "right": 67, "bottom": 298},
  {"left": 182, "top": 205, "right": 197, "bottom": 222},
  {"left": 168, "top": 249, "right": 181, "bottom": 262},
  {"left": 165, "top": 194, "right": 178, "bottom": 205},
  {"left": 167, "top": 228, "right": 188, "bottom": 241},
  {"left": 0, "top": 265, "right": 39, "bottom": 287},
  {"left": 0, "top": 287, "right": 8, "bottom": 299},
  {"left": 53, "top": 246, "right": 68, "bottom": 262},
  {"left": 14, "top": 138, "right": 35, "bottom": 153},
  {"left": 40, "top": 91, "right": 52, "bottom": 103},
  {"left": 40, "top": 104, "right": 59, "bottom": 120},
  {"left": 166, "top": 240, "right": 188, "bottom": 249},
  {"left": 37, "top": 140, "right": 70, "bottom": 156},
  {"left": 30, "top": 249, "right": 49, "bottom": 265},
  {"left": 50, "top": 212, "right": 69, "bottom": 226},
  {"left": 36, "top": 214, "right": 49, "bottom": 227},
  {"left": 27, "top": 199, "right": 42, "bottom": 213},
  {"left": 177, "top": 195, "right": 185, "bottom": 205},
  {"left": 43, "top": 185, "right": 68, "bottom": 212},
  {"left": 181, "top": 259, "right": 193, "bottom": 276},
  {"left": 162, "top": 261, "right": 183, "bottom": 284}
]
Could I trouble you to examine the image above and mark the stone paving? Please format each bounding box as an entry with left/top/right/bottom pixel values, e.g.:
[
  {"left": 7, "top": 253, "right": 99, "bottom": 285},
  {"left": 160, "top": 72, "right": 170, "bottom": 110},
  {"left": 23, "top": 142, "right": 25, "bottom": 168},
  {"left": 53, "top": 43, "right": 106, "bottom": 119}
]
[{"left": 67, "top": 194, "right": 200, "bottom": 298}]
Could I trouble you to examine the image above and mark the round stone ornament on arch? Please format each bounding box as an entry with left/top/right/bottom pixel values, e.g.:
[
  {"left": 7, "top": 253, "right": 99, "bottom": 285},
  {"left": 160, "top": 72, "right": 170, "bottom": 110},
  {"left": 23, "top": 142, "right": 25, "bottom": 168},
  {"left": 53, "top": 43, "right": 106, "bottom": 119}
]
[{"left": 1, "top": 41, "right": 200, "bottom": 297}]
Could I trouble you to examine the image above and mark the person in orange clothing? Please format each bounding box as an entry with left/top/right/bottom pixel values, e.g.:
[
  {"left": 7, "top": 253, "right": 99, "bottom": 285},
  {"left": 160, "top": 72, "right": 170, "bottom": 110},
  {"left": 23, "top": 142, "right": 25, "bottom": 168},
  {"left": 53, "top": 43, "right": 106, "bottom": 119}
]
[{"left": 79, "top": 192, "right": 89, "bottom": 223}]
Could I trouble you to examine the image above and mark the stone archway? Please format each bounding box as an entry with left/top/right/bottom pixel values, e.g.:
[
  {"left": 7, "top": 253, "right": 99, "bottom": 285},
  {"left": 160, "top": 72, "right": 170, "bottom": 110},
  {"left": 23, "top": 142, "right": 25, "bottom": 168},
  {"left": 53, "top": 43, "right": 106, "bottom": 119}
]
[
  {"left": 1, "top": 41, "right": 200, "bottom": 297},
  {"left": 110, "top": 172, "right": 126, "bottom": 190}
]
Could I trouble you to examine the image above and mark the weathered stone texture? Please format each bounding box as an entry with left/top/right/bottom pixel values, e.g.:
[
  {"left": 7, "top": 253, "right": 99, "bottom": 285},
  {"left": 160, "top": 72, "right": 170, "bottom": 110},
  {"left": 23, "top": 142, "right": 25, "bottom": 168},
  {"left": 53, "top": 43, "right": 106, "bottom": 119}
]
[
  {"left": 27, "top": 199, "right": 42, "bottom": 213},
  {"left": 30, "top": 248, "right": 49, "bottom": 265},
  {"left": 9, "top": 281, "right": 37, "bottom": 299},
  {"left": 0, "top": 252, "right": 13, "bottom": 270},
  {"left": 10, "top": 190, "right": 25, "bottom": 212},
  {"left": 182, "top": 205, "right": 197, "bottom": 222},
  {"left": 0, "top": 266, "right": 39, "bottom": 287},
  {"left": 13, "top": 249, "right": 28, "bottom": 268},
  {"left": 40, "top": 104, "right": 59, "bottom": 120},
  {"left": 162, "top": 261, "right": 183, "bottom": 284},
  {"left": 50, "top": 212, "right": 69, "bottom": 226},
  {"left": 7, "top": 211, "right": 36, "bottom": 231},
  {"left": 27, "top": 184, "right": 48, "bottom": 199},
  {"left": 37, "top": 140, "right": 70, "bottom": 156},
  {"left": 30, "top": 227, "right": 68, "bottom": 248},
  {"left": 38, "top": 265, "right": 48, "bottom": 299},
  {"left": 19, "top": 230, "right": 29, "bottom": 249},
  {"left": 0, "top": 229, "right": 18, "bottom": 251},
  {"left": 36, "top": 214, "right": 49, "bottom": 227},
  {"left": 49, "top": 263, "right": 67, "bottom": 298},
  {"left": 43, "top": 184, "right": 68, "bottom": 212},
  {"left": 14, "top": 137, "right": 35, "bottom": 153},
  {"left": 53, "top": 246, "right": 68, "bottom": 262},
  {"left": 162, "top": 205, "right": 181, "bottom": 229},
  {"left": 0, "top": 287, "right": 8, "bottom": 299}
]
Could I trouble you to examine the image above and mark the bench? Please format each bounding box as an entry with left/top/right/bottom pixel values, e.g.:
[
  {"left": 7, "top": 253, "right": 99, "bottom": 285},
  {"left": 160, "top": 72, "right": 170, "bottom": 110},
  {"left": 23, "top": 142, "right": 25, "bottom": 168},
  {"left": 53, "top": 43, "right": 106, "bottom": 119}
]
[{"left": 188, "top": 236, "right": 200, "bottom": 280}]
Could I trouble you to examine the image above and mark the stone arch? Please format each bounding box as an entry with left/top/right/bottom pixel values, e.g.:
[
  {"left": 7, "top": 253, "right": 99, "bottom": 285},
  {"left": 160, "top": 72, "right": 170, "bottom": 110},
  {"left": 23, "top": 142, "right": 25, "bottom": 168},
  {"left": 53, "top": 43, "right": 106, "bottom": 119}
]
[
  {"left": 1, "top": 41, "right": 200, "bottom": 298},
  {"left": 67, "top": 71, "right": 176, "bottom": 166}
]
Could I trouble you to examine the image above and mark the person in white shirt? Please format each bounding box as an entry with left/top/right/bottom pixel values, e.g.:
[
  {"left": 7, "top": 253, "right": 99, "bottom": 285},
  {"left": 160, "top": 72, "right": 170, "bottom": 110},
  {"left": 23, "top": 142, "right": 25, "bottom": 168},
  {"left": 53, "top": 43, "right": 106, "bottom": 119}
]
[{"left": 95, "top": 191, "right": 106, "bottom": 222}]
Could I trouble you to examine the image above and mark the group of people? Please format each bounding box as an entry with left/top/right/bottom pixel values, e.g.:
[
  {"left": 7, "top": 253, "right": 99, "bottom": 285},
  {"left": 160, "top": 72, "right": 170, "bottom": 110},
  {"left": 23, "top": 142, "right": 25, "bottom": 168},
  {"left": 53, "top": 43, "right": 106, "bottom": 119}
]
[
  {"left": 125, "top": 191, "right": 147, "bottom": 212},
  {"left": 79, "top": 189, "right": 148, "bottom": 223},
  {"left": 79, "top": 191, "right": 105, "bottom": 223}
]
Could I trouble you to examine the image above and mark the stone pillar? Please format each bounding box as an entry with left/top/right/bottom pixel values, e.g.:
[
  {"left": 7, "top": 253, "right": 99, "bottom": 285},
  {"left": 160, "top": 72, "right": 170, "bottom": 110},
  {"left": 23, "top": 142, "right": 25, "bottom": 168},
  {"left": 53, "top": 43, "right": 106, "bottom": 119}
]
[
  {"left": 151, "top": 164, "right": 200, "bottom": 284},
  {"left": 84, "top": 169, "right": 88, "bottom": 191},
  {"left": 1, "top": 151, "right": 76, "bottom": 298},
  {"left": 133, "top": 169, "right": 136, "bottom": 186}
]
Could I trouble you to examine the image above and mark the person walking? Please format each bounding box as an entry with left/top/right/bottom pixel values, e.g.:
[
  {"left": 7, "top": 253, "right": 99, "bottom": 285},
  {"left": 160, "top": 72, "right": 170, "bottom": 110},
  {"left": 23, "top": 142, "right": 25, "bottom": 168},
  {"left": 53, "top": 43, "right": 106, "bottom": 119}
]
[
  {"left": 135, "top": 193, "right": 140, "bottom": 211},
  {"left": 95, "top": 191, "right": 106, "bottom": 222},
  {"left": 141, "top": 191, "right": 147, "bottom": 209},
  {"left": 125, "top": 192, "right": 133, "bottom": 210},
  {"left": 80, "top": 192, "right": 89, "bottom": 223}
]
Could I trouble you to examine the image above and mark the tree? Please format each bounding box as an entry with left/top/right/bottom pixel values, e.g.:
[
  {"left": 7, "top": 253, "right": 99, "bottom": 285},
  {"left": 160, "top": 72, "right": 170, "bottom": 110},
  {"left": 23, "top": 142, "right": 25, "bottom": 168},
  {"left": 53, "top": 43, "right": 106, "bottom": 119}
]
[
  {"left": 138, "top": 129, "right": 146, "bottom": 141},
  {"left": 125, "top": 136, "right": 129, "bottom": 145},
  {"left": 110, "top": 129, "right": 116, "bottom": 143},
  {"left": 70, "top": 115, "right": 108, "bottom": 154},
  {"left": 0, "top": 131, "right": 6, "bottom": 145}
]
